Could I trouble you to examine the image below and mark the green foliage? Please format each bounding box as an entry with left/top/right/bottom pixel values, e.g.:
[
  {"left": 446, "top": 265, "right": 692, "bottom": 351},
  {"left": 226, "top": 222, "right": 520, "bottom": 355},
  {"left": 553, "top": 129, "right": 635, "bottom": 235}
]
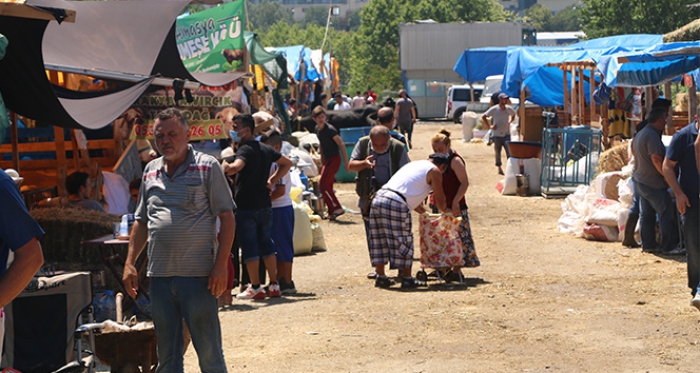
[
  {"left": 581, "top": 0, "right": 700, "bottom": 39},
  {"left": 301, "top": 7, "right": 330, "bottom": 29},
  {"left": 345, "top": 11, "right": 362, "bottom": 32},
  {"left": 183, "top": 4, "right": 205, "bottom": 16},
  {"left": 247, "top": 0, "right": 294, "bottom": 31},
  {"left": 549, "top": 4, "right": 581, "bottom": 31},
  {"left": 525, "top": 4, "right": 552, "bottom": 31},
  {"left": 253, "top": 0, "right": 514, "bottom": 94}
]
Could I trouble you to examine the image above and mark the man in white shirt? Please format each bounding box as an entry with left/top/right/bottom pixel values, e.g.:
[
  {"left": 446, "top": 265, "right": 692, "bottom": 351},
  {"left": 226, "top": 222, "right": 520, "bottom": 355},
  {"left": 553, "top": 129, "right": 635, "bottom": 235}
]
[
  {"left": 482, "top": 93, "right": 516, "bottom": 175},
  {"left": 352, "top": 91, "right": 365, "bottom": 108},
  {"left": 334, "top": 92, "right": 351, "bottom": 111}
]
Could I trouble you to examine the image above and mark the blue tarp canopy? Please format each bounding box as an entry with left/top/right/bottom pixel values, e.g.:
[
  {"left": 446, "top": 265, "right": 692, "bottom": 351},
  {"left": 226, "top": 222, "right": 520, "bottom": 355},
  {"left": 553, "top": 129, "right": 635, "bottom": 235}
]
[
  {"left": 453, "top": 46, "right": 513, "bottom": 82},
  {"left": 598, "top": 41, "right": 700, "bottom": 87},
  {"left": 453, "top": 34, "right": 663, "bottom": 84},
  {"left": 266, "top": 45, "right": 304, "bottom": 80},
  {"left": 265, "top": 45, "right": 330, "bottom": 82},
  {"left": 502, "top": 34, "right": 663, "bottom": 106}
]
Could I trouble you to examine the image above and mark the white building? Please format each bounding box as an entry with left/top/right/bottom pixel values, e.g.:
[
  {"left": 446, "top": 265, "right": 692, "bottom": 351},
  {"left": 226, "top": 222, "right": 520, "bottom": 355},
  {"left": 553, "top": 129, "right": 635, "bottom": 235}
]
[{"left": 277, "top": 0, "right": 369, "bottom": 22}]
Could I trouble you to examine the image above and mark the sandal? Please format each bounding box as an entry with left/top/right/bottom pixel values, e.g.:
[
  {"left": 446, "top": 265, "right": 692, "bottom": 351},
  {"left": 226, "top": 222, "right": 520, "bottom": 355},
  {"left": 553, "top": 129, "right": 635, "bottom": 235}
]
[
  {"left": 401, "top": 277, "right": 428, "bottom": 288},
  {"left": 329, "top": 209, "right": 345, "bottom": 221},
  {"left": 367, "top": 270, "right": 378, "bottom": 279},
  {"left": 375, "top": 276, "right": 395, "bottom": 288}
]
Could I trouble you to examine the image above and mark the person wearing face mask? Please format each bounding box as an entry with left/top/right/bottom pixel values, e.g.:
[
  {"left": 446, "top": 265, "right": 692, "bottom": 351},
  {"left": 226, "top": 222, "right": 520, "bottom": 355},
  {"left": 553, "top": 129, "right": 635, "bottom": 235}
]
[
  {"left": 348, "top": 125, "right": 410, "bottom": 280},
  {"left": 429, "top": 128, "right": 480, "bottom": 281},
  {"left": 222, "top": 114, "right": 293, "bottom": 300}
]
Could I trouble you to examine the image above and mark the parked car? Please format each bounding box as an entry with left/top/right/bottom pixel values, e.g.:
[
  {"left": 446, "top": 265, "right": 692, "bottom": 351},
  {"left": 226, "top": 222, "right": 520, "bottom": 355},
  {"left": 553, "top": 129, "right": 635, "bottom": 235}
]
[
  {"left": 478, "top": 74, "right": 521, "bottom": 107},
  {"left": 446, "top": 84, "right": 483, "bottom": 123}
]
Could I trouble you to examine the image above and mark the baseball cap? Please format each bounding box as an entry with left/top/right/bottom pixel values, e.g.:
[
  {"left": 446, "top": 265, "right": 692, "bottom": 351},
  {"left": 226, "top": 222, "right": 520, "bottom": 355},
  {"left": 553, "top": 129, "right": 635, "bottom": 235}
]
[
  {"left": 651, "top": 97, "right": 672, "bottom": 109},
  {"left": 498, "top": 93, "right": 509, "bottom": 99}
]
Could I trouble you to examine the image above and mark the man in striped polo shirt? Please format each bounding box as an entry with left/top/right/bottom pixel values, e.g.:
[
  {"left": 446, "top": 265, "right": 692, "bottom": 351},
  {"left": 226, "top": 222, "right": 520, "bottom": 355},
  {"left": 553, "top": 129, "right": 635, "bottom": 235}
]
[{"left": 123, "top": 108, "right": 235, "bottom": 373}]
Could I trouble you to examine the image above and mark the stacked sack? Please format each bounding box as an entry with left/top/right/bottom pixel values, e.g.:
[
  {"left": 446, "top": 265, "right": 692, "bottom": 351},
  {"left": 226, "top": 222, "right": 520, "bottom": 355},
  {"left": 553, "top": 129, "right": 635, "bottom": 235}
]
[{"left": 558, "top": 164, "right": 635, "bottom": 242}]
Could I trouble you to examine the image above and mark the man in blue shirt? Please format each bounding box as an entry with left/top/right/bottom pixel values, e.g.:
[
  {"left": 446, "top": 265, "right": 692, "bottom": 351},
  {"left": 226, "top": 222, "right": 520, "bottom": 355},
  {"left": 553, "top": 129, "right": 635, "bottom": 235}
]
[
  {"left": 0, "top": 169, "right": 45, "bottom": 352},
  {"left": 663, "top": 104, "right": 700, "bottom": 310}
]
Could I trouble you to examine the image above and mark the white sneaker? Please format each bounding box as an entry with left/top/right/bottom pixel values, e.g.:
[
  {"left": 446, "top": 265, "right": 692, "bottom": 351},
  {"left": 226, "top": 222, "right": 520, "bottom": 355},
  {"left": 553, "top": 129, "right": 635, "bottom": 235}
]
[
  {"left": 236, "top": 284, "right": 266, "bottom": 300},
  {"left": 691, "top": 294, "right": 700, "bottom": 312},
  {"left": 268, "top": 282, "right": 281, "bottom": 297}
]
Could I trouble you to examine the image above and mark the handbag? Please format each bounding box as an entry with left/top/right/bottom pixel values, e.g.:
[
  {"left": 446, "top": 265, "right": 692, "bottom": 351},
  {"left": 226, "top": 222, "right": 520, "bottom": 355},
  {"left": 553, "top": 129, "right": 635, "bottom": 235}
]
[{"left": 362, "top": 175, "right": 380, "bottom": 221}]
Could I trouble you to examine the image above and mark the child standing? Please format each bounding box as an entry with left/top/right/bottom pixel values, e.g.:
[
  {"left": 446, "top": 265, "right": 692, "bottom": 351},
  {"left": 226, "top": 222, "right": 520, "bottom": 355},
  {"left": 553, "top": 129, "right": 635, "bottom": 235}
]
[{"left": 261, "top": 131, "right": 297, "bottom": 294}]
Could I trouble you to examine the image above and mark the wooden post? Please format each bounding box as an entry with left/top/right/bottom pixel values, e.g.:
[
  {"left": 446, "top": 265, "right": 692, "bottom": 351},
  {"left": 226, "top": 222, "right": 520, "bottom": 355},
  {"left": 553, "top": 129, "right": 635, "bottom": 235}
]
[
  {"left": 54, "top": 125, "right": 67, "bottom": 196},
  {"left": 571, "top": 67, "right": 578, "bottom": 125},
  {"left": 48, "top": 70, "right": 67, "bottom": 196},
  {"left": 601, "top": 104, "right": 610, "bottom": 149},
  {"left": 645, "top": 86, "right": 653, "bottom": 115},
  {"left": 519, "top": 84, "right": 526, "bottom": 141},
  {"left": 563, "top": 68, "right": 570, "bottom": 127},
  {"left": 662, "top": 82, "right": 673, "bottom": 132},
  {"left": 689, "top": 76, "right": 697, "bottom": 124},
  {"left": 70, "top": 129, "right": 80, "bottom": 171},
  {"left": 10, "top": 112, "right": 19, "bottom": 172},
  {"left": 589, "top": 67, "right": 596, "bottom": 127},
  {"left": 578, "top": 68, "right": 585, "bottom": 125}
]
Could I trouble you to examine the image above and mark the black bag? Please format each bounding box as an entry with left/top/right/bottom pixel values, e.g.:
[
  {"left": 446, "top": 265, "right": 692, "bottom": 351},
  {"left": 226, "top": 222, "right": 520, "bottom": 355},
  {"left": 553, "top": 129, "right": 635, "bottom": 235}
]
[{"left": 362, "top": 176, "right": 380, "bottom": 221}]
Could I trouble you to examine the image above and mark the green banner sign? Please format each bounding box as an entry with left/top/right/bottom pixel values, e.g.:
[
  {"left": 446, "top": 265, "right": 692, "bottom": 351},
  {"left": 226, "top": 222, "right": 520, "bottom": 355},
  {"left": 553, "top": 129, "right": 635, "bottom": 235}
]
[{"left": 176, "top": 0, "right": 246, "bottom": 74}]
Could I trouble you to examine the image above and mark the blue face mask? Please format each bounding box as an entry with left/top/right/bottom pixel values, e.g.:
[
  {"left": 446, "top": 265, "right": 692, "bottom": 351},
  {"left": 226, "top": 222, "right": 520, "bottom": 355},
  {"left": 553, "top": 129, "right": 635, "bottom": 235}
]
[{"left": 229, "top": 130, "right": 241, "bottom": 143}]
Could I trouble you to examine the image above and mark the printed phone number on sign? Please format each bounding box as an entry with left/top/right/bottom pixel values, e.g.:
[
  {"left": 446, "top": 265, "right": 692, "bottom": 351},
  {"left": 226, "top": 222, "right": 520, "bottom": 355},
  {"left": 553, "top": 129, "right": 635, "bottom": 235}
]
[{"left": 131, "top": 121, "right": 227, "bottom": 141}]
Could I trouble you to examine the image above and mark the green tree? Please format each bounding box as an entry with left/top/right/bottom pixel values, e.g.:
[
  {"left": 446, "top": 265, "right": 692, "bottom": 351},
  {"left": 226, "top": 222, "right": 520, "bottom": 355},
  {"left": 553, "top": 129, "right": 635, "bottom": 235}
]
[
  {"left": 549, "top": 4, "right": 580, "bottom": 31},
  {"left": 329, "top": 30, "right": 354, "bottom": 89},
  {"left": 345, "top": 11, "right": 361, "bottom": 32},
  {"left": 348, "top": 0, "right": 404, "bottom": 92},
  {"left": 582, "top": 0, "right": 700, "bottom": 38},
  {"left": 525, "top": 4, "right": 553, "bottom": 31},
  {"left": 451, "top": 0, "right": 510, "bottom": 22},
  {"left": 259, "top": 20, "right": 302, "bottom": 47},
  {"left": 348, "top": 0, "right": 509, "bottom": 92},
  {"left": 247, "top": 0, "right": 294, "bottom": 32},
  {"left": 301, "top": 7, "right": 330, "bottom": 29}
]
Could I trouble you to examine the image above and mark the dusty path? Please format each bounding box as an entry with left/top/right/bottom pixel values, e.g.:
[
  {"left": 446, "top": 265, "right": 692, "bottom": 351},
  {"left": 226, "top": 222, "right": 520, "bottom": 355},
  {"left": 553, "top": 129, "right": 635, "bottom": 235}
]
[{"left": 185, "top": 121, "right": 699, "bottom": 373}]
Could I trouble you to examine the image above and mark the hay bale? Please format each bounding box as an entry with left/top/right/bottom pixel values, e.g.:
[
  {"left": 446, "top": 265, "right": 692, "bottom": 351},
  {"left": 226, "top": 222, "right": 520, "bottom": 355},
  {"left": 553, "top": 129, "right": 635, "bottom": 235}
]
[
  {"left": 596, "top": 143, "right": 629, "bottom": 175},
  {"left": 676, "top": 92, "right": 688, "bottom": 112},
  {"left": 31, "top": 208, "right": 119, "bottom": 271},
  {"left": 663, "top": 19, "right": 700, "bottom": 42}
]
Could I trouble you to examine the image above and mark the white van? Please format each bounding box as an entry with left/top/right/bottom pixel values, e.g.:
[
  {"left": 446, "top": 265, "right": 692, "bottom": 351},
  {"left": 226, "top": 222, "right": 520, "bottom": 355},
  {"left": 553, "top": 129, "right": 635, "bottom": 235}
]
[
  {"left": 446, "top": 84, "right": 483, "bottom": 123},
  {"left": 479, "top": 75, "right": 520, "bottom": 107}
]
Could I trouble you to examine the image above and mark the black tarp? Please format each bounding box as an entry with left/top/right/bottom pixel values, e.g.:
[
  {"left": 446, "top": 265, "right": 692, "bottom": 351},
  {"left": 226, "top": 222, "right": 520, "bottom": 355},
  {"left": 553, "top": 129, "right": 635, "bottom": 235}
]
[{"left": 0, "top": 0, "right": 246, "bottom": 130}]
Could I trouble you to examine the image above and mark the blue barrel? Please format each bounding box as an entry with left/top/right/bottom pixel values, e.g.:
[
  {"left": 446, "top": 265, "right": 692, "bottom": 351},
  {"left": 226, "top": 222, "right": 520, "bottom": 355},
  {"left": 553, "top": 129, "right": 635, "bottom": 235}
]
[
  {"left": 335, "top": 143, "right": 357, "bottom": 183},
  {"left": 339, "top": 126, "right": 372, "bottom": 144}
]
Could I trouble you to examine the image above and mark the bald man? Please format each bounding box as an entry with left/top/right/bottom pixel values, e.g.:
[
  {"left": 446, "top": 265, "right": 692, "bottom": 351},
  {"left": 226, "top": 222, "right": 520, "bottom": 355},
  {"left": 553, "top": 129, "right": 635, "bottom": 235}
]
[
  {"left": 377, "top": 107, "right": 409, "bottom": 152},
  {"left": 349, "top": 125, "right": 409, "bottom": 279}
]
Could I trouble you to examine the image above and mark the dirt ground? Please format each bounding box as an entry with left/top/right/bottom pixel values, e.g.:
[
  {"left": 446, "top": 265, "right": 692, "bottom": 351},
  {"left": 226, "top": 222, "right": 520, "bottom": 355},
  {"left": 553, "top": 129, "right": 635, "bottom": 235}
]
[{"left": 184, "top": 121, "right": 700, "bottom": 373}]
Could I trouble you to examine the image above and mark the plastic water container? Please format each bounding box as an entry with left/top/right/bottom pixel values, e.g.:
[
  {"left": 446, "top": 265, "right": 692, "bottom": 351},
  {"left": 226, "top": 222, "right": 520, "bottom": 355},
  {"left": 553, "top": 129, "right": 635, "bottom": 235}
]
[
  {"left": 95, "top": 290, "right": 117, "bottom": 322},
  {"left": 299, "top": 169, "right": 309, "bottom": 191}
]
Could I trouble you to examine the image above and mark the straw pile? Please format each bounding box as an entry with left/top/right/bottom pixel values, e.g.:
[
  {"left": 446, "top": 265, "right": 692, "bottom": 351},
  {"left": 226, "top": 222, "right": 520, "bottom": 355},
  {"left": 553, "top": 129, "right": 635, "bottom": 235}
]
[
  {"left": 676, "top": 92, "right": 688, "bottom": 112},
  {"left": 663, "top": 19, "right": 700, "bottom": 42},
  {"left": 596, "top": 143, "right": 629, "bottom": 175},
  {"left": 30, "top": 208, "right": 119, "bottom": 271}
]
